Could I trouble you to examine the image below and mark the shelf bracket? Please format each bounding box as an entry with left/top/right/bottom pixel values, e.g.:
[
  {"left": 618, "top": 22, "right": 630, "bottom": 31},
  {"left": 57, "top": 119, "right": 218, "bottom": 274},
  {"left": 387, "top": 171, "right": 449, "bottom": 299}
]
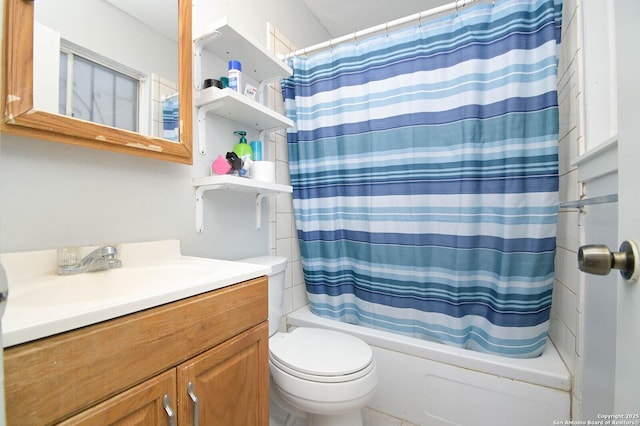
[
  {"left": 255, "top": 193, "right": 266, "bottom": 230},
  {"left": 257, "top": 76, "right": 284, "bottom": 105},
  {"left": 194, "top": 185, "right": 272, "bottom": 233},
  {"left": 197, "top": 102, "right": 227, "bottom": 155},
  {"left": 194, "top": 184, "right": 222, "bottom": 234},
  {"left": 258, "top": 130, "right": 268, "bottom": 144},
  {"left": 258, "top": 127, "right": 285, "bottom": 146},
  {"left": 193, "top": 30, "right": 222, "bottom": 90}
]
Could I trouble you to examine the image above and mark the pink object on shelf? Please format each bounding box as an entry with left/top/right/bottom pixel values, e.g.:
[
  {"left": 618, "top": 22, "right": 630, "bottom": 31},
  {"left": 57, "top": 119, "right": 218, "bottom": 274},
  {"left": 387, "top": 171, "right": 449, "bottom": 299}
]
[{"left": 212, "top": 155, "right": 232, "bottom": 175}]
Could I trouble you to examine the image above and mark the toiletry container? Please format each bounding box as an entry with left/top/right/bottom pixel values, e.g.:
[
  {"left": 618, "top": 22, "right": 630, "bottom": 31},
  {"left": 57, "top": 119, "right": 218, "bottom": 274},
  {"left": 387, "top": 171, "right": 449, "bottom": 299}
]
[
  {"left": 228, "top": 60, "right": 243, "bottom": 93},
  {"left": 233, "top": 130, "right": 252, "bottom": 158},
  {"left": 250, "top": 141, "right": 263, "bottom": 161}
]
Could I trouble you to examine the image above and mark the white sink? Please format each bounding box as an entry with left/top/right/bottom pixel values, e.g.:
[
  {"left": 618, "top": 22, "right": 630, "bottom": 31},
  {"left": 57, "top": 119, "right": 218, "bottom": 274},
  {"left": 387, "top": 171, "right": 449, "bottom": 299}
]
[
  {"left": 1, "top": 240, "right": 271, "bottom": 347},
  {"left": 11, "top": 260, "right": 233, "bottom": 307}
]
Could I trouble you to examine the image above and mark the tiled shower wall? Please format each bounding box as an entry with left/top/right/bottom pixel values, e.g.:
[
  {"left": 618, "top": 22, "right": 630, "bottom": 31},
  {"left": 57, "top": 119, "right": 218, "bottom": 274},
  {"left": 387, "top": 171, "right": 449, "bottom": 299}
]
[
  {"left": 551, "top": 0, "right": 582, "bottom": 418},
  {"left": 151, "top": 74, "right": 178, "bottom": 140},
  {"left": 266, "top": 24, "right": 308, "bottom": 329}
]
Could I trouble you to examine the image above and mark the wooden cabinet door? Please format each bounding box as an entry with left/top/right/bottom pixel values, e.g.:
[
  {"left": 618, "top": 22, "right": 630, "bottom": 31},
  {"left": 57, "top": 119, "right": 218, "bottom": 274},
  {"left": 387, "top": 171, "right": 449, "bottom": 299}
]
[
  {"left": 177, "top": 322, "right": 269, "bottom": 425},
  {"left": 59, "top": 370, "right": 177, "bottom": 426}
]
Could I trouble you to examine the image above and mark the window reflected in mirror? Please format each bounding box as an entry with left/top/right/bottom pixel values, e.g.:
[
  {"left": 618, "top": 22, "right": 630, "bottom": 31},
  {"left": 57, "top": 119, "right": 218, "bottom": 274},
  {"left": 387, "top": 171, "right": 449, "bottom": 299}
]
[
  {"left": 33, "top": 0, "right": 180, "bottom": 142},
  {"left": 59, "top": 51, "right": 139, "bottom": 133}
]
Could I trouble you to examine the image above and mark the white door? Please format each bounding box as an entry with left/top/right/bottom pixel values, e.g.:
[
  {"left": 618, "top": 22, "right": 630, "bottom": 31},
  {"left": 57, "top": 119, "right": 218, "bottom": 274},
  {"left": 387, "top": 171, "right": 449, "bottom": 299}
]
[
  {"left": 577, "top": 0, "right": 640, "bottom": 416},
  {"left": 613, "top": 0, "right": 640, "bottom": 411}
]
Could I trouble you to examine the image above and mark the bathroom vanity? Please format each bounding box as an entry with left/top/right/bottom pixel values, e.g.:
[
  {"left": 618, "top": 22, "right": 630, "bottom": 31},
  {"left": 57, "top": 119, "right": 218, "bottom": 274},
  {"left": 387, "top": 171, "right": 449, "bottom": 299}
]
[
  {"left": 2, "top": 241, "right": 270, "bottom": 425},
  {"left": 5, "top": 277, "right": 268, "bottom": 425}
]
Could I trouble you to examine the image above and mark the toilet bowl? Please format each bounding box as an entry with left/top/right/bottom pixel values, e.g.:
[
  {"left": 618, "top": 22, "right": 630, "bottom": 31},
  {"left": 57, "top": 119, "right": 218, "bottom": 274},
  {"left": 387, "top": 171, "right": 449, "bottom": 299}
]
[{"left": 239, "top": 256, "right": 378, "bottom": 426}]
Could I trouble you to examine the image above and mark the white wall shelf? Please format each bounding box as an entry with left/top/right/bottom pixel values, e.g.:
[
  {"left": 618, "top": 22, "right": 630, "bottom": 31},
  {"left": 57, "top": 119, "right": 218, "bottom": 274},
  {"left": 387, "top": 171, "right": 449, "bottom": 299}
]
[
  {"left": 193, "top": 17, "right": 292, "bottom": 87},
  {"left": 195, "top": 87, "right": 293, "bottom": 154},
  {"left": 192, "top": 16, "right": 294, "bottom": 233},
  {"left": 193, "top": 17, "right": 293, "bottom": 155},
  {"left": 193, "top": 175, "right": 293, "bottom": 233}
]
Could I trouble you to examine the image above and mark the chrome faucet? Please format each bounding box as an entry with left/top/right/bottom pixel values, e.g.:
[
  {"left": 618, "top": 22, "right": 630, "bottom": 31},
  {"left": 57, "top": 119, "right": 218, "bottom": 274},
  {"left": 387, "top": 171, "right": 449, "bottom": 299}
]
[{"left": 57, "top": 245, "right": 123, "bottom": 275}]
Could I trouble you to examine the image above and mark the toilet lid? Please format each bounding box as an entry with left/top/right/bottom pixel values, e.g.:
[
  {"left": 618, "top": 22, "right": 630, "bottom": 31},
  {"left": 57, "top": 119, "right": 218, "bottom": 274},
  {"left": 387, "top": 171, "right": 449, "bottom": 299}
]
[{"left": 269, "top": 328, "right": 373, "bottom": 381}]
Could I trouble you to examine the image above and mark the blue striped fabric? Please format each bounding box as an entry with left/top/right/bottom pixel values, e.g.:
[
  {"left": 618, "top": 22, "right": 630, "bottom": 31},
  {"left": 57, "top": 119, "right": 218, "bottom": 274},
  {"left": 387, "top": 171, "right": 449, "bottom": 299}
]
[{"left": 283, "top": 0, "right": 562, "bottom": 358}]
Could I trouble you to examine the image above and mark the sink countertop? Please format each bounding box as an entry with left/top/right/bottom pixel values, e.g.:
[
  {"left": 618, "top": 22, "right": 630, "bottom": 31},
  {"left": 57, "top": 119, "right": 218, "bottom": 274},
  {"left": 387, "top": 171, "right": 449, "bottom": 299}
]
[{"left": 0, "top": 240, "right": 271, "bottom": 347}]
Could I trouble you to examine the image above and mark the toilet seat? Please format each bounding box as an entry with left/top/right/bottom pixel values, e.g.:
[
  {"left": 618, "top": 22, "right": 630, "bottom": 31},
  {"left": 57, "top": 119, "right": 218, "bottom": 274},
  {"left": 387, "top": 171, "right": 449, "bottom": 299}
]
[{"left": 269, "top": 328, "right": 374, "bottom": 383}]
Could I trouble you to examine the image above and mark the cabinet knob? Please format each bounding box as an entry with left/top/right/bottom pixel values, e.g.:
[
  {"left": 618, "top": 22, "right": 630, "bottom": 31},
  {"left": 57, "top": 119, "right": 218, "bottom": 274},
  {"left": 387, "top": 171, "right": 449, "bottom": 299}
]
[{"left": 578, "top": 240, "right": 639, "bottom": 282}]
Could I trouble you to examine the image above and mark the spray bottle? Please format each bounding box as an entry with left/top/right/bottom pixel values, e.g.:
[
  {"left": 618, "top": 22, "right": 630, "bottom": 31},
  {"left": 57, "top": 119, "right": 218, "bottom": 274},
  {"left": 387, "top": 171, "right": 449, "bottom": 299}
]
[{"left": 228, "top": 60, "right": 243, "bottom": 93}]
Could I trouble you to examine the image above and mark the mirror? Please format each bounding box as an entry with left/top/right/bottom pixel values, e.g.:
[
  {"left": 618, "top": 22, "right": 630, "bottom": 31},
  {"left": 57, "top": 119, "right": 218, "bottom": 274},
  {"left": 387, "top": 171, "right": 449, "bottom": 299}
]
[{"left": 2, "top": 0, "right": 193, "bottom": 164}]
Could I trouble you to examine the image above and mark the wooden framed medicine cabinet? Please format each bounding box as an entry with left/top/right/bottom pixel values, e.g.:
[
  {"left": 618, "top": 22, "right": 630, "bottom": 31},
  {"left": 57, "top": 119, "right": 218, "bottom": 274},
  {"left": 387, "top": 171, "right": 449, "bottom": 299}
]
[{"left": 1, "top": 0, "right": 194, "bottom": 164}]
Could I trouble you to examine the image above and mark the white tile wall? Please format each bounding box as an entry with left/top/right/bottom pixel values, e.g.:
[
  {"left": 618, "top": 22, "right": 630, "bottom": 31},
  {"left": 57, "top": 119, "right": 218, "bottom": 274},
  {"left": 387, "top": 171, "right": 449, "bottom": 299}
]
[
  {"left": 552, "top": 0, "right": 584, "bottom": 419},
  {"left": 151, "top": 74, "right": 179, "bottom": 139},
  {"left": 266, "top": 25, "right": 308, "bottom": 322}
]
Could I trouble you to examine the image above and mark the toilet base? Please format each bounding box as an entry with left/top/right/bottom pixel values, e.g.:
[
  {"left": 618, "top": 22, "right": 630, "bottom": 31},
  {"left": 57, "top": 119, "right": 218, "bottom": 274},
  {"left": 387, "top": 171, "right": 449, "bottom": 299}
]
[
  {"left": 270, "top": 377, "right": 366, "bottom": 426},
  {"left": 270, "top": 378, "right": 307, "bottom": 426}
]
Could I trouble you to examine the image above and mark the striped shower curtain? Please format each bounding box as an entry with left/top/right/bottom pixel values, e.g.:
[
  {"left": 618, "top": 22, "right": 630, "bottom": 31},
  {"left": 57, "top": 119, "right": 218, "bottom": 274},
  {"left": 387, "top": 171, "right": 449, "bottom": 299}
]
[{"left": 283, "top": 0, "right": 562, "bottom": 358}]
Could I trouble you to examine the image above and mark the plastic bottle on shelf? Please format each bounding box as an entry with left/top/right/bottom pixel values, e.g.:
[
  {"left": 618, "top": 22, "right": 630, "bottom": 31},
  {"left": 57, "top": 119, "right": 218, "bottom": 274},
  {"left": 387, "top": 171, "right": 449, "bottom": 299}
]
[
  {"left": 232, "top": 130, "right": 252, "bottom": 158},
  {"left": 228, "top": 60, "right": 243, "bottom": 93}
]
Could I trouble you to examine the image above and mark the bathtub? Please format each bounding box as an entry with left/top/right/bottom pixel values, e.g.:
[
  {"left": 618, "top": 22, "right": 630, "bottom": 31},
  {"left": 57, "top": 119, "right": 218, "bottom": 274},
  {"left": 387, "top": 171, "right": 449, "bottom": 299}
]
[{"left": 287, "top": 306, "right": 571, "bottom": 426}]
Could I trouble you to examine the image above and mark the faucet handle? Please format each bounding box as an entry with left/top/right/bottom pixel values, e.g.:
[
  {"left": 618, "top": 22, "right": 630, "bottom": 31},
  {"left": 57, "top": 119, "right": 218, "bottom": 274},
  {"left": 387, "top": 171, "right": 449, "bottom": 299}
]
[
  {"left": 100, "top": 244, "right": 119, "bottom": 258},
  {"left": 57, "top": 246, "right": 81, "bottom": 267},
  {"left": 101, "top": 244, "right": 123, "bottom": 269}
]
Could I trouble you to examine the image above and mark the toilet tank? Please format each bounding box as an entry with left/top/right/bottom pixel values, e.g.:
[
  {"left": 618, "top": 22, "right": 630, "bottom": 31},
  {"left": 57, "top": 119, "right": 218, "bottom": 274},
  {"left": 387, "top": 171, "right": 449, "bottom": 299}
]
[{"left": 239, "top": 256, "right": 287, "bottom": 336}]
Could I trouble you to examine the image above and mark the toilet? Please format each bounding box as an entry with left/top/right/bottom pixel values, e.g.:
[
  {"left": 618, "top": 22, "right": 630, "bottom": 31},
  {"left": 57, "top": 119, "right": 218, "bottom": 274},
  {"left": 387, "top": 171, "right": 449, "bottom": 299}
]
[{"left": 240, "top": 256, "right": 378, "bottom": 426}]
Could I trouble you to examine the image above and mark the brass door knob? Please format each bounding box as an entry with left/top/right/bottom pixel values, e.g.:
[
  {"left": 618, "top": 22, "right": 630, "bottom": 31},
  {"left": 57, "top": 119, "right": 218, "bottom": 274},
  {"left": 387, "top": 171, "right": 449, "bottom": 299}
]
[{"left": 578, "top": 240, "right": 639, "bottom": 282}]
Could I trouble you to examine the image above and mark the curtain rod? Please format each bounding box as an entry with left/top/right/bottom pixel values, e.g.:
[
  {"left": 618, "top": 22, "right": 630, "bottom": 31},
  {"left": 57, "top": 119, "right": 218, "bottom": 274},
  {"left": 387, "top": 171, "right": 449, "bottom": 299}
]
[{"left": 285, "top": 0, "right": 488, "bottom": 59}]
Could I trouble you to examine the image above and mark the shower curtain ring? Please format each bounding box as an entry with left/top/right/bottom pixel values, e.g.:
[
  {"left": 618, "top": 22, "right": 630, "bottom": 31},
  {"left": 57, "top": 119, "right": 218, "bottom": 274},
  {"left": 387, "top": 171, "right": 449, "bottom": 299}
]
[
  {"left": 456, "top": 0, "right": 466, "bottom": 14},
  {"left": 353, "top": 30, "right": 358, "bottom": 44}
]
